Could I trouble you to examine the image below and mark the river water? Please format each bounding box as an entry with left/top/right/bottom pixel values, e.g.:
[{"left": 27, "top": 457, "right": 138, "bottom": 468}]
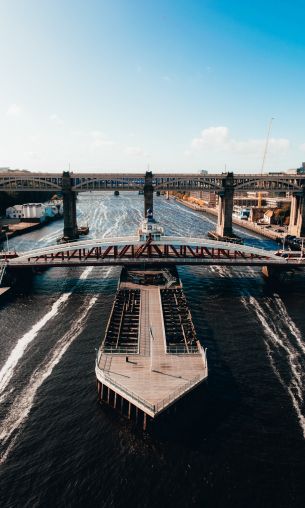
[{"left": 1, "top": 193, "right": 305, "bottom": 508}]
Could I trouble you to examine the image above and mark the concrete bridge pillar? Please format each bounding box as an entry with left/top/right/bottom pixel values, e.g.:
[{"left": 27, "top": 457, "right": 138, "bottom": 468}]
[
  {"left": 62, "top": 171, "right": 79, "bottom": 241},
  {"left": 144, "top": 171, "right": 153, "bottom": 217},
  {"left": 288, "top": 189, "right": 305, "bottom": 237},
  {"left": 216, "top": 173, "right": 234, "bottom": 237}
]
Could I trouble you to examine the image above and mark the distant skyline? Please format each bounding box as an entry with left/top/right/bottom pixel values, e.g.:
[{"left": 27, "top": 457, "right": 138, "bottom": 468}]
[{"left": 1, "top": 0, "right": 305, "bottom": 173}]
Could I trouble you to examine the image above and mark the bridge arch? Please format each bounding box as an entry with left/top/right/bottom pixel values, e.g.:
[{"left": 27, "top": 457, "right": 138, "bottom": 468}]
[
  {"left": 8, "top": 236, "right": 282, "bottom": 267},
  {"left": 154, "top": 176, "right": 223, "bottom": 191},
  {"left": 0, "top": 177, "right": 62, "bottom": 192},
  {"left": 234, "top": 177, "right": 303, "bottom": 192}
]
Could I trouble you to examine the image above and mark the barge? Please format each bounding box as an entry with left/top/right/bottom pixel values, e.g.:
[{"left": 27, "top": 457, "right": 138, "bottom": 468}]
[{"left": 95, "top": 210, "right": 208, "bottom": 429}]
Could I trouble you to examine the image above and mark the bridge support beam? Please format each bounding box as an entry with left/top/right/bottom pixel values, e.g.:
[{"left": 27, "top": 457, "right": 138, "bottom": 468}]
[
  {"left": 216, "top": 173, "right": 234, "bottom": 237},
  {"left": 62, "top": 171, "right": 79, "bottom": 241},
  {"left": 288, "top": 189, "right": 305, "bottom": 237},
  {"left": 144, "top": 171, "right": 153, "bottom": 217}
]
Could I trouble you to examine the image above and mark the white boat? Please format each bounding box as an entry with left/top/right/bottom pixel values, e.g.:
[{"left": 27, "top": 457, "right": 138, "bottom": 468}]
[{"left": 137, "top": 208, "right": 164, "bottom": 241}]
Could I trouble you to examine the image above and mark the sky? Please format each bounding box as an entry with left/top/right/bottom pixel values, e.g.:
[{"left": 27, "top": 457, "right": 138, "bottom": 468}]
[{"left": 1, "top": 0, "right": 305, "bottom": 173}]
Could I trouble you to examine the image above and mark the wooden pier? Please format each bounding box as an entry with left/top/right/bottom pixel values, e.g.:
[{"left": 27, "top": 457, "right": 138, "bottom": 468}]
[{"left": 95, "top": 267, "right": 208, "bottom": 429}]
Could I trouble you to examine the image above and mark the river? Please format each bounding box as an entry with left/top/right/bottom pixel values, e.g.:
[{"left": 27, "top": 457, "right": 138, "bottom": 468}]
[{"left": 1, "top": 192, "right": 305, "bottom": 508}]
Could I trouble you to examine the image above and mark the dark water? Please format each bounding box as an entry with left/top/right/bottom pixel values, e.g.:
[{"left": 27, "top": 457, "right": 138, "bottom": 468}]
[{"left": 1, "top": 193, "right": 305, "bottom": 508}]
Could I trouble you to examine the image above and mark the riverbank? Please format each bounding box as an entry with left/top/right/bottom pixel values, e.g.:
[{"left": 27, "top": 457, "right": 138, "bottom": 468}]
[{"left": 174, "top": 197, "right": 284, "bottom": 241}]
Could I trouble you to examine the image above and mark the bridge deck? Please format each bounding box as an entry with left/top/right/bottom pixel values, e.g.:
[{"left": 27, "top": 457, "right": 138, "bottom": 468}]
[{"left": 96, "top": 285, "right": 207, "bottom": 417}]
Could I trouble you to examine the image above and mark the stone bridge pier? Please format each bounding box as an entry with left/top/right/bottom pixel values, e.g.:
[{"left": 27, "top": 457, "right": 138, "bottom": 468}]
[
  {"left": 144, "top": 171, "right": 153, "bottom": 217},
  {"left": 288, "top": 189, "right": 305, "bottom": 237},
  {"left": 62, "top": 171, "right": 79, "bottom": 241},
  {"left": 216, "top": 173, "right": 234, "bottom": 238}
]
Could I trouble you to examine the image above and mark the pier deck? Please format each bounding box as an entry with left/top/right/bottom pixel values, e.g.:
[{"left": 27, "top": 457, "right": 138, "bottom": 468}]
[
  {"left": 96, "top": 277, "right": 207, "bottom": 419},
  {"left": 0, "top": 287, "right": 10, "bottom": 300}
]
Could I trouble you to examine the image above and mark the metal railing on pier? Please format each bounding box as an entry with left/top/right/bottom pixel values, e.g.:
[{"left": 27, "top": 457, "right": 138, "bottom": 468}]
[
  {"left": 102, "top": 346, "right": 139, "bottom": 355},
  {"left": 0, "top": 261, "right": 7, "bottom": 286},
  {"left": 95, "top": 350, "right": 208, "bottom": 416},
  {"left": 166, "top": 345, "right": 200, "bottom": 354}
]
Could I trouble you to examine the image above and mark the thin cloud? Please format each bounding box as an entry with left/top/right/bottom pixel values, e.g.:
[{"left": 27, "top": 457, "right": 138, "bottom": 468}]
[
  {"left": 125, "top": 146, "right": 146, "bottom": 157},
  {"left": 191, "top": 126, "right": 290, "bottom": 156},
  {"left": 49, "top": 114, "right": 64, "bottom": 126},
  {"left": 6, "top": 104, "right": 22, "bottom": 117},
  {"left": 91, "top": 131, "right": 114, "bottom": 147}
]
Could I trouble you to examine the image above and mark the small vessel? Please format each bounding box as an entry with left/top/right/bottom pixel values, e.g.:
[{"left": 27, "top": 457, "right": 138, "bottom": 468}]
[
  {"left": 78, "top": 224, "right": 89, "bottom": 235},
  {"left": 138, "top": 209, "right": 164, "bottom": 241}
]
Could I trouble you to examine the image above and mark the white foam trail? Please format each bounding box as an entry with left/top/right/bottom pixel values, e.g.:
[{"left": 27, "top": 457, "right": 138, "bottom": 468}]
[
  {"left": 247, "top": 296, "right": 303, "bottom": 402},
  {"left": 0, "top": 266, "right": 94, "bottom": 397},
  {"left": 38, "top": 228, "right": 62, "bottom": 243},
  {"left": 216, "top": 260, "right": 305, "bottom": 436},
  {"left": 241, "top": 295, "right": 305, "bottom": 438},
  {"left": 0, "top": 292, "right": 71, "bottom": 395},
  {"left": 0, "top": 295, "right": 98, "bottom": 463},
  {"left": 272, "top": 296, "right": 305, "bottom": 356}
]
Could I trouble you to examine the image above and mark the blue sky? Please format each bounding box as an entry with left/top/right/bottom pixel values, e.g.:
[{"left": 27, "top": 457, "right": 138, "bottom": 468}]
[{"left": 1, "top": 0, "right": 305, "bottom": 173}]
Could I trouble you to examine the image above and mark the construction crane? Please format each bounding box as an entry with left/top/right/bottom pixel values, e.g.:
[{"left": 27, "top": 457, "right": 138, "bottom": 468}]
[{"left": 259, "top": 117, "right": 275, "bottom": 207}]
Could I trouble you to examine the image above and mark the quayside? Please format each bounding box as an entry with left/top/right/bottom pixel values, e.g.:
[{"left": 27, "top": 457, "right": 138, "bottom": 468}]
[{"left": 95, "top": 264, "right": 208, "bottom": 429}]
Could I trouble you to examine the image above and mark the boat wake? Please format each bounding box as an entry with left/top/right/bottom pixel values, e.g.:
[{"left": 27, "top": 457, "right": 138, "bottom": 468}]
[
  {"left": 241, "top": 294, "right": 305, "bottom": 438},
  {"left": 208, "top": 264, "right": 305, "bottom": 438},
  {"left": 0, "top": 295, "right": 98, "bottom": 464},
  {"left": 0, "top": 266, "right": 94, "bottom": 400}
]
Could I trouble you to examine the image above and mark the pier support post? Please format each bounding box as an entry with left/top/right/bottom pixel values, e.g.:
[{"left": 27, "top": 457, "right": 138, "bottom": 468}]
[
  {"left": 288, "top": 189, "right": 305, "bottom": 237},
  {"left": 97, "top": 381, "right": 102, "bottom": 401},
  {"left": 216, "top": 173, "right": 234, "bottom": 238},
  {"left": 144, "top": 171, "right": 153, "bottom": 217},
  {"left": 62, "top": 171, "right": 79, "bottom": 241},
  {"left": 143, "top": 412, "right": 147, "bottom": 431}
]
